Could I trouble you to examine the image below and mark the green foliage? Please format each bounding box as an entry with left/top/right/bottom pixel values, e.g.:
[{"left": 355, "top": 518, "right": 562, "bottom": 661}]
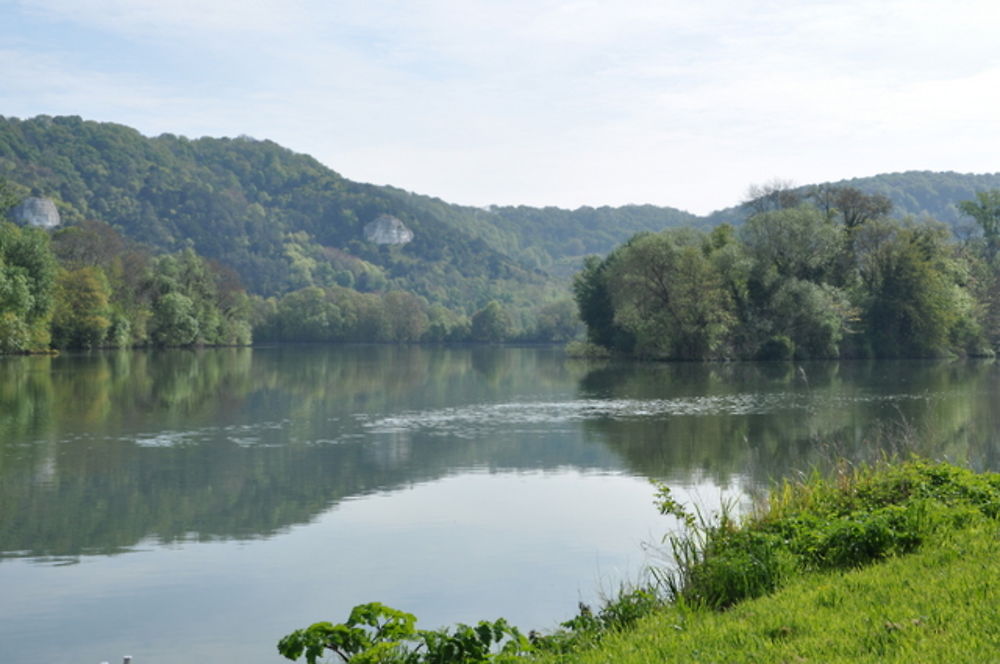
[
  {"left": 278, "top": 603, "right": 418, "bottom": 664},
  {"left": 543, "top": 587, "right": 664, "bottom": 653},
  {"left": 958, "top": 189, "right": 1000, "bottom": 255},
  {"left": 740, "top": 206, "right": 841, "bottom": 282},
  {"left": 529, "top": 299, "right": 581, "bottom": 342},
  {"left": 277, "top": 602, "right": 531, "bottom": 664},
  {"left": 50, "top": 266, "right": 113, "bottom": 349},
  {"left": 470, "top": 301, "right": 513, "bottom": 343},
  {"left": 655, "top": 491, "right": 789, "bottom": 610},
  {"left": 706, "top": 170, "right": 1000, "bottom": 229},
  {"left": 0, "top": 114, "right": 691, "bottom": 322},
  {"left": 255, "top": 285, "right": 471, "bottom": 343},
  {"left": 577, "top": 193, "right": 989, "bottom": 359},
  {"left": 534, "top": 511, "right": 1000, "bottom": 664},
  {"left": 150, "top": 291, "right": 199, "bottom": 346},
  {"left": 605, "top": 229, "right": 734, "bottom": 359},
  {"left": 784, "top": 504, "right": 924, "bottom": 569},
  {"left": 0, "top": 221, "right": 56, "bottom": 351},
  {"left": 755, "top": 335, "right": 794, "bottom": 361},
  {"left": 769, "top": 279, "right": 851, "bottom": 359},
  {"left": 654, "top": 459, "right": 1000, "bottom": 612},
  {"left": 572, "top": 255, "right": 632, "bottom": 351},
  {"left": 855, "top": 220, "right": 966, "bottom": 357},
  {"left": 0, "top": 176, "right": 22, "bottom": 216}
]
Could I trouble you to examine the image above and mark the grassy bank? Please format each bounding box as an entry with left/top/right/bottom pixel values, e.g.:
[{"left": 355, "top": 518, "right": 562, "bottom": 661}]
[
  {"left": 541, "top": 505, "right": 1000, "bottom": 662},
  {"left": 279, "top": 459, "right": 1000, "bottom": 663}
]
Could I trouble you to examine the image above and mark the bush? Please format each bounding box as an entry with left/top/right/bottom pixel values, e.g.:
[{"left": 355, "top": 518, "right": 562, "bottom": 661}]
[
  {"left": 787, "top": 504, "right": 924, "bottom": 569},
  {"left": 278, "top": 602, "right": 531, "bottom": 664},
  {"left": 657, "top": 459, "right": 1000, "bottom": 611}
]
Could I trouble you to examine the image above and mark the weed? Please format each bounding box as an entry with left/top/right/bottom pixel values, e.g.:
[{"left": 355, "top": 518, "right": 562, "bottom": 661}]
[
  {"left": 277, "top": 603, "right": 531, "bottom": 664},
  {"left": 652, "top": 457, "right": 1000, "bottom": 611}
]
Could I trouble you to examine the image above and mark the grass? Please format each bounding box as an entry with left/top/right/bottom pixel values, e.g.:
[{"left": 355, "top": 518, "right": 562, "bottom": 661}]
[
  {"left": 538, "top": 518, "right": 1000, "bottom": 663},
  {"left": 532, "top": 458, "right": 1000, "bottom": 663}
]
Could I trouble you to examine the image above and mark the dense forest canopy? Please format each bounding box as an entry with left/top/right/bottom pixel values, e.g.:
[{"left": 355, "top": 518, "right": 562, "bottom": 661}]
[{"left": 574, "top": 183, "right": 1000, "bottom": 360}]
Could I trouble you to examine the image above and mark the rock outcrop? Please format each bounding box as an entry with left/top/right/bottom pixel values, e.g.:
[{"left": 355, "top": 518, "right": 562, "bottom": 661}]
[
  {"left": 364, "top": 214, "right": 413, "bottom": 245},
  {"left": 10, "top": 197, "right": 61, "bottom": 229}
]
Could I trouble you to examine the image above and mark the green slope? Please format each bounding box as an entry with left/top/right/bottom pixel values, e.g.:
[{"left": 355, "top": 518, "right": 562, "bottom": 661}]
[
  {"left": 0, "top": 115, "right": 695, "bottom": 308},
  {"left": 704, "top": 170, "right": 1000, "bottom": 228}
]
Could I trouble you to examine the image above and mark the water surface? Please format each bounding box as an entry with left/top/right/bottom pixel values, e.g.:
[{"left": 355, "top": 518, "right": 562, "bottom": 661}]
[{"left": 2, "top": 346, "right": 999, "bottom": 663}]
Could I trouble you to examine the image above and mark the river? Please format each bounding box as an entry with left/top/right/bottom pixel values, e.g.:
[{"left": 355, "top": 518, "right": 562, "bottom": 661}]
[{"left": 2, "top": 346, "right": 999, "bottom": 663}]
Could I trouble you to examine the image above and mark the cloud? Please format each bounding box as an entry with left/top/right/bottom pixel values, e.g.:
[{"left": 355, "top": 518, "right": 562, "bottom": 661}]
[
  {"left": 5, "top": 0, "right": 1000, "bottom": 214},
  {"left": 16, "top": 0, "right": 305, "bottom": 36}
]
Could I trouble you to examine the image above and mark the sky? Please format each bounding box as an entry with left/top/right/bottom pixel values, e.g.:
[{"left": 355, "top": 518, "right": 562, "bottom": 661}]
[{"left": 2, "top": 0, "right": 1000, "bottom": 215}]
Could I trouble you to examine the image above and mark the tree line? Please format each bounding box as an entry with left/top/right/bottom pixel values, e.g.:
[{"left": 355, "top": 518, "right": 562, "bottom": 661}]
[
  {"left": 0, "top": 216, "right": 253, "bottom": 352},
  {"left": 574, "top": 185, "right": 1000, "bottom": 360},
  {"left": 0, "top": 202, "right": 579, "bottom": 352}
]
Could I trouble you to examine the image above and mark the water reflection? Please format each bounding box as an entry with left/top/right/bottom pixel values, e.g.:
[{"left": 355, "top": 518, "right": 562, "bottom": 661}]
[
  {"left": 2, "top": 349, "right": 1000, "bottom": 564},
  {"left": 579, "top": 359, "right": 1000, "bottom": 486},
  {"left": 0, "top": 347, "right": 608, "bottom": 561}
]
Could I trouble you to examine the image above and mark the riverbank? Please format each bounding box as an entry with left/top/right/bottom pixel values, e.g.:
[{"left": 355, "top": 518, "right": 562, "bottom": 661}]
[
  {"left": 532, "top": 458, "right": 1000, "bottom": 663},
  {"left": 278, "top": 458, "right": 1000, "bottom": 663}
]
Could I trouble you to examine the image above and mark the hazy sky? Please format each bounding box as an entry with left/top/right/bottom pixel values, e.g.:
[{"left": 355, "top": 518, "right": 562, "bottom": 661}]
[{"left": 3, "top": 0, "right": 999, "bottom": 214}]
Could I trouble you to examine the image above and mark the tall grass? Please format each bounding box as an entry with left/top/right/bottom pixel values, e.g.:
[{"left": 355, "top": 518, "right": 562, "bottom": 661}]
[{"left": 656, "top": 456, "right": 1000, "bottom": 611}]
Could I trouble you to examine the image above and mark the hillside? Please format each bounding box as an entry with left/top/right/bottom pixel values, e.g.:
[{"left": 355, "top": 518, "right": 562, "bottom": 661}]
[
  {"left": 3, "top": 115, "right": 998, "bottom": 314},
  {"left": 0, "top": 115, "right": 694, "bottom": 308},
  {"left": 704, "top": 171, "right": 1000, "bottom": 228}
]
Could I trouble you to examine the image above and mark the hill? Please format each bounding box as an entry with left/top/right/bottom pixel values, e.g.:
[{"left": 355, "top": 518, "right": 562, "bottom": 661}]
[
  {"left": 704, "top": 171, "right": 1000, "bottom": 228},
  {"left": 0, "top": 115, "right": 695, "bottom": 309},
  {"left": 3, "top": 115, "right": 998, "bottom": 315}
]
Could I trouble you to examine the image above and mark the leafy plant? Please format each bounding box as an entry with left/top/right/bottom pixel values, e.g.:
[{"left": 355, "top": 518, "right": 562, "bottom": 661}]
[
  {"left": 277, "top": 603, "right": 531, "bottom": 664},
  {"left": 277, "top": 603, "right": 418, "bottom": 664}
]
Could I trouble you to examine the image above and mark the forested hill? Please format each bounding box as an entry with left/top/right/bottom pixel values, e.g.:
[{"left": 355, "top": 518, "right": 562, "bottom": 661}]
[
  {"left": 704, "top": 171, "right": 1000, "bottom": 228},
  {"left": 0, "top": 115, "right": 694, "bottom": 306}
]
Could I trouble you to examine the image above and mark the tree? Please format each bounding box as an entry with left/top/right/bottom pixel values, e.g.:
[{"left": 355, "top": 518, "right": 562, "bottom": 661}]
[
  {"left": 742, "top": 179, "right": 801, "bottom": 218},
  {"left": 855, "top": 220, "right": 976, "bottom": 357},
  {"left": 470, "top": 301, "right": 513, "bottom": 343},
  {"left": 740, "top": 207, "right": 841, "bottom": 282},
  {"left": 958, "top": 190, "right": 1000, "bottom": 259},
  {"left": 0, "top": 177, "right": 22, "bottom": 217},
  {"left": 150, "top": 291, "right": 200, "bottom": 346},
  {"left": 532, "top": 299, "right": 580, "bottom": 341},
  {"left": 271, "top": 286, "right": 341, "bottom": 341},
  {"left": 572, "top": 254, "right": 632, "bottom": 351},
  {"left": 0, "top": 222, "right": 57, "bottom": 352},
  {"left": 768, "top": 279, "right": 852, "bottom": 359},
  {"left": 50, "top": 266, "right": 113, "bottom": 349},
  {"left": 606, "top": 229, "right": 734, "bottom": 359},
  {"left": 382, "top": 290, "right": 429, "bottom": 342},
  {"left": 833, "top": 186, "right": 893, "bottom": 230}
]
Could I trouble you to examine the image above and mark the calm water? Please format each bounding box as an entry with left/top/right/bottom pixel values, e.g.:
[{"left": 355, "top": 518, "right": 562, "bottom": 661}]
[{"left": 3, "top": 346, "right": 1000, "bottom": 663}]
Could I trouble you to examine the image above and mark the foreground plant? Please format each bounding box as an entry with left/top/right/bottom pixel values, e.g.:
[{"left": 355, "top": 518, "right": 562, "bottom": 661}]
[
  {"left": 654, "top": 457, "right": 1000, "bottom": 610},
  {"left": 277, "top": 602, "right": 531, "bottom": 664}
]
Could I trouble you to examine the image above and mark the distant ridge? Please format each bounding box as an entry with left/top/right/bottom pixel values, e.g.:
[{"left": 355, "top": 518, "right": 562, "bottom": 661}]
[{"left": 702, "top": 170, "right": 1000, "bottom": 227}]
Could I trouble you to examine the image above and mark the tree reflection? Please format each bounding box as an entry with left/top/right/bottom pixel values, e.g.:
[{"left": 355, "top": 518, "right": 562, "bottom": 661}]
[
  {"left": 3, "top": 349, "right": 999, "bottom": 562},
  {"left": 578, "top": 359, "right": 1000, "bottom": 490}
]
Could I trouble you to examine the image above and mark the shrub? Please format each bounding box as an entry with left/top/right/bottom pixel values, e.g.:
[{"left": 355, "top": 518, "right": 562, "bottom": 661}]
[
  {"left": 656, "top": 458, "right": 1000, "bottom": 611},
  {"left": 277, "top": 602, "right": 531, "bottom": 664}
]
